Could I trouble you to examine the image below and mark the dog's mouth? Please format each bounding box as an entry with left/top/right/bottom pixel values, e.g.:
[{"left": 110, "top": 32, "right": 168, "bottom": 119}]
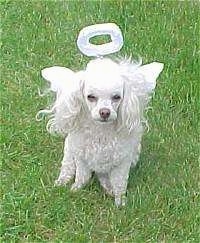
[
  {"left": 100, "top": 119, "right": 109, "bottom": 123},
  {"left": 96, "top": 118, "right": 113, "bottom": 123}
]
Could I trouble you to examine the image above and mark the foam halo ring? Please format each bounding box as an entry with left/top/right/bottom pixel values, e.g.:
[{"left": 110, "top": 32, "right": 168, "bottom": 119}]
[{"left": 77, "top": 23, "right": 124, "bottom": 57}]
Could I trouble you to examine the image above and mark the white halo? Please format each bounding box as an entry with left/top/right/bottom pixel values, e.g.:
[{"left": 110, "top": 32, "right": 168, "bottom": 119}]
[{"left": 77, "top": 23, "right": 124, "bottom": 57}]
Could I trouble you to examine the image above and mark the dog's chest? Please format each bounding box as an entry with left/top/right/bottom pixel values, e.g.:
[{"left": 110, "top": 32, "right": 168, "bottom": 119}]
[
  {"left": 72, "top": 128, "right": 131, "bottom": 173},
  {"left": 84, "top": 134, "right": 123, "bottom": 172}
]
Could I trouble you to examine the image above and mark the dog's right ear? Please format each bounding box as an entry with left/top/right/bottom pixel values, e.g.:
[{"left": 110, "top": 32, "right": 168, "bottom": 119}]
[{"left": 41, "top": 66, "right": 77, "bottom": 94}]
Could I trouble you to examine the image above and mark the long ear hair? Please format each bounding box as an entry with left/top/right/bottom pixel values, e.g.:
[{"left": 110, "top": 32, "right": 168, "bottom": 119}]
[
  {"left": 118, "top": 82, "right": 141, "bottom": 132},
  {"left": 36, "top": 66, "right": 83, "bottom": 136},
  {"left": 117, "top": 58, "right": 164, "bottom": 132}
]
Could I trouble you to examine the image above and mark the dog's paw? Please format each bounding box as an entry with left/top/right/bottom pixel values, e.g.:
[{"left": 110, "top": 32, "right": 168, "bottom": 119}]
[
  {"left": 54, "top": 179, "right": 64, "bottom": 186},
  {"left": 70, "top": 182, "right": 83, "bottom": 191},
  {"left": 54, "top": 172, "right": 75, "bottom": 187},
  {"left": 54, "top": 177, "right": 69, "bottom": 186},
  {"left": 104, "top": 187, "right": 113, "bottom": 196},
  {"left": 114, "top": 195, "right": 126, "bottom": 207}
]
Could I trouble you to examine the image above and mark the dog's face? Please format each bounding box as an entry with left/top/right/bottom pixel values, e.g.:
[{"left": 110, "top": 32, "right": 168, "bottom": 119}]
[
  {"left": 83, "top": 59, "right": 124, "bottom": 123},
  {"left": 84, "top": 79, "right": 124, "bottom": 123}
]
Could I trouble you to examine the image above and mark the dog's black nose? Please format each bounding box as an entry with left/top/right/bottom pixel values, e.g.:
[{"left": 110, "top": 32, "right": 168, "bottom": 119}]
[{"left": 99, "top": 108, "right": 110, "bottom": 119}]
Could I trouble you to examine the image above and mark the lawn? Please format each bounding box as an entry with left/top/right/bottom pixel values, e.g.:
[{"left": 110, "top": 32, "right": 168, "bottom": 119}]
[{"left": 1, "top": 0, "right": 199, "bottom": 242}]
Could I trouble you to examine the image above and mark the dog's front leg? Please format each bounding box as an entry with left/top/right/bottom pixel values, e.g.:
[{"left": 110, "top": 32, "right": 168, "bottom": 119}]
[
  {"left": 97, "top": 173, "right": 113, "bottom": 196},
  {"left": 71, "top": 160, "right": 92, "bottom": 191},
  {"left": 110, "top": 161, "right": 131, "bottom": 207},
  {"left": 54, "top": 159, "right": 75, "bottom": 186},
  {"left": 54, "top": 139, "right": 75, "bottom": 186}
]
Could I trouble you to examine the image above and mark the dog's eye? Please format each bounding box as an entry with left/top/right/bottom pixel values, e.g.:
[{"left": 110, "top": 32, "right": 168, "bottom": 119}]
[
  {"left": 112, "top": 94, "right": 121, "bottom": 101},
  {"left": 87, "top": 94, "right": 97, "bottom": 102}
]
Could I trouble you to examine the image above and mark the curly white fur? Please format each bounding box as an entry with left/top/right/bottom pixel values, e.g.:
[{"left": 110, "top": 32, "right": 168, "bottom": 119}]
[{"left": 37, "top": 57, "right": 164, "bottom": 206}]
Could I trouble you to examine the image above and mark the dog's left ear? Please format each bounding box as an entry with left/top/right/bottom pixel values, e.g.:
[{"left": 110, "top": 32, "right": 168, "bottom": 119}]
[{"left": 134, "top": 62, "right": 164, "bottom": 94}]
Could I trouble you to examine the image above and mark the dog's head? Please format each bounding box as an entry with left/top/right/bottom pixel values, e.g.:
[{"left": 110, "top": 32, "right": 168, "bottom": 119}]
[
  {"left": 39, "top": 58, "right": 164, "bottom": 134},
  {"left": 83, "top": 58, "right": 123, "bottom": 123}
]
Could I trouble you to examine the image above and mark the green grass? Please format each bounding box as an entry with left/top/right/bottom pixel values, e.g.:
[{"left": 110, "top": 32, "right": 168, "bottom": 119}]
[{"left": 1, "top": 0, "right": 199, "bottom": 242}]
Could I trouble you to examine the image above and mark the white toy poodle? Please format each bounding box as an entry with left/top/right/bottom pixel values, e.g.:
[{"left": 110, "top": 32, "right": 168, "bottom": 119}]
[{"left": 38, "top": 57, "right": 164, "bottom": 206}]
